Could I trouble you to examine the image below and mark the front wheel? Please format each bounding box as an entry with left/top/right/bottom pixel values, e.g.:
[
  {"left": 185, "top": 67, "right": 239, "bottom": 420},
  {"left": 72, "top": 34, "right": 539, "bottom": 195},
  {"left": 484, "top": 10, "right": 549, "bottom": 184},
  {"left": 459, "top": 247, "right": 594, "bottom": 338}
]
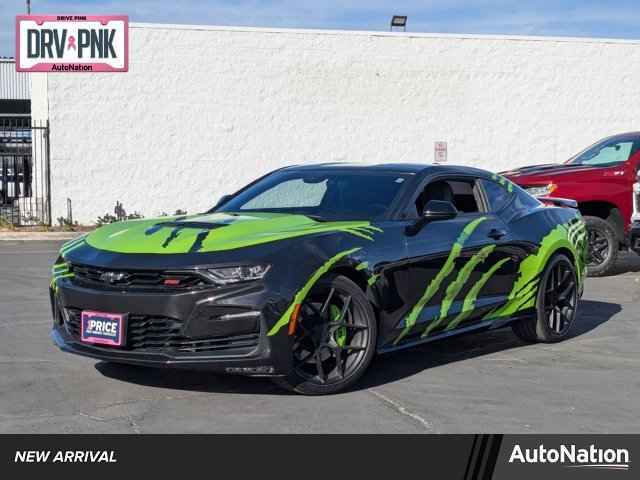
[
  {"left": 273, "top": 274, "right": 377, "bottom": 395},
  {"left": 512, "top": 253, "right": 579, "bottom": 343}
]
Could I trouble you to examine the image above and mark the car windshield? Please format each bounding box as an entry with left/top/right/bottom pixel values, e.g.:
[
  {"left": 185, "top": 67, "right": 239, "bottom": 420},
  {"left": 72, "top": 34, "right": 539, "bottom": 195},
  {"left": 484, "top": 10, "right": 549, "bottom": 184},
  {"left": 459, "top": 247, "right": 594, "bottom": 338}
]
[
  {"left": 567, "top": 137, "right": 636, "bottom": 167},
  {"left": 216, "top": 170, "right": 411, "bottom": 220}
]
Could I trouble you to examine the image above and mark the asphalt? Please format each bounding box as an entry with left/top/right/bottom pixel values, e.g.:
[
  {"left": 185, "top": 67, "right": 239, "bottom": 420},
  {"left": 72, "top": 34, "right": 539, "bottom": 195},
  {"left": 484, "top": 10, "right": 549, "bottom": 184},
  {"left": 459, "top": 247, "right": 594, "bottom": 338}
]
[{"left": 0, "top": 241, "right": 638, "bottom": 433}]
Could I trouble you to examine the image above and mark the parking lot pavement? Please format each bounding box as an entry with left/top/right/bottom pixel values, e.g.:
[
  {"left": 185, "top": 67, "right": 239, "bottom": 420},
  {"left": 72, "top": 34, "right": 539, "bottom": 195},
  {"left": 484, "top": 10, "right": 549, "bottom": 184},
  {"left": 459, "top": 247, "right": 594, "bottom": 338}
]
[{"left": 0, "top": 241, "right": 638, "bottom": 433}]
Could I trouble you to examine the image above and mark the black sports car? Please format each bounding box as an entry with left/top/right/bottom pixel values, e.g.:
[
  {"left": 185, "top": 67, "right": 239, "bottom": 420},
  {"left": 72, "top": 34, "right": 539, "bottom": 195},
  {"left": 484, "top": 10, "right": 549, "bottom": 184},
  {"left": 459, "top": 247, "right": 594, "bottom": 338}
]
[{"left": 51, "top": 164, "right": 587, "bottom": 394}]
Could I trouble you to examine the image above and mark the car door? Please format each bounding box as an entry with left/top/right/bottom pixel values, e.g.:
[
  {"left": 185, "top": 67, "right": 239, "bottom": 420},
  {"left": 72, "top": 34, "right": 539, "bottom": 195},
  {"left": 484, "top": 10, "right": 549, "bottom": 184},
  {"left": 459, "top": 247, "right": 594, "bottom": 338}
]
[{"left": 392, "top": 174, "right": 525, "bottom": 346}]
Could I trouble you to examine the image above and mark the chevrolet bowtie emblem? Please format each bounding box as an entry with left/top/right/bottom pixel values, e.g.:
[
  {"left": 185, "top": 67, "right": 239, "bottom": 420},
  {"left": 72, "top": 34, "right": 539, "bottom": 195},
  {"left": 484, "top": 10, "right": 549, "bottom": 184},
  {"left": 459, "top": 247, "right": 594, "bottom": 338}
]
[{"left": 99, "top": 271, "right": 129, "bottom": 284}]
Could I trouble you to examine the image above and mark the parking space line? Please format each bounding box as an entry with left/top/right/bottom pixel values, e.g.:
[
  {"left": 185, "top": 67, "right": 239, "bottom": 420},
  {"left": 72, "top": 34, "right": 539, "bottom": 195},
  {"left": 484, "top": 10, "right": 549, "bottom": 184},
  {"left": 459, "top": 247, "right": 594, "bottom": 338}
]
[{"left": 369, "top": 389, "right": 434, "bottom": 431}]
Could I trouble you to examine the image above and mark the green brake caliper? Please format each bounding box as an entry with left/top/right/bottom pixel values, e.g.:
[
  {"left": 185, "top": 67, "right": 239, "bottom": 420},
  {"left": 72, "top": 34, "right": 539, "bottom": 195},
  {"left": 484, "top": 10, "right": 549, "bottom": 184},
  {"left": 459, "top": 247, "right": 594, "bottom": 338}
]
[{"left": 331, "top": 305, "right": 347, "bottom": 347}]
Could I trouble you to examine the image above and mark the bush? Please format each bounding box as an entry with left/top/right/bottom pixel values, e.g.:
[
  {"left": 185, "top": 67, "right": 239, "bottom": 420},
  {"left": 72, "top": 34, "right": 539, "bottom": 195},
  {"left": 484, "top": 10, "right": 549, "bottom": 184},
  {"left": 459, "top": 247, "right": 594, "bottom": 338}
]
[
  {"left": 0, "top": 215, "right": 15, "bottom": 230},
  {"left": 160, "top": 209, "right": 188, "bottom": 217},
  {"left": 57, "top": 216, "right": 79, "bottom": 232},
  {"left": 96, "top": 202, "right": 145, "bottom": 226}
]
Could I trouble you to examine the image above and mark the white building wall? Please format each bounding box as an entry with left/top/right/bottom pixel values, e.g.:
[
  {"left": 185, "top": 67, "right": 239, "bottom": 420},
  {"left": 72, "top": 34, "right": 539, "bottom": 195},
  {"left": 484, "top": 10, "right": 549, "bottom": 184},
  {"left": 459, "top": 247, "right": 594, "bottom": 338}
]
[{"left": 37, "top": 24, "right": 640, "bottom": 224}]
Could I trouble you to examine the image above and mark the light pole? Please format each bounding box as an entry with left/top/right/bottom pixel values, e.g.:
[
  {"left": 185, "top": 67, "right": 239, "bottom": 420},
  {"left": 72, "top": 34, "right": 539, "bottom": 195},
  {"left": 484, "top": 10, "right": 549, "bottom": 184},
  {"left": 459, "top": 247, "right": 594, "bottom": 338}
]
[{"left": 26, "top": 0, "right": 31, "bottom": 14}]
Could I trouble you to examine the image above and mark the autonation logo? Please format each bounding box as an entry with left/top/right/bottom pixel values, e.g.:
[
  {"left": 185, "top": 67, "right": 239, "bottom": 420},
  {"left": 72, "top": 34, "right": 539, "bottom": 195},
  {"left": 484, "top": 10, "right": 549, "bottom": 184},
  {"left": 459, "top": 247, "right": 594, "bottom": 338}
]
[{"left": 509, "top": 443, "right": 630, "bottom": 471}]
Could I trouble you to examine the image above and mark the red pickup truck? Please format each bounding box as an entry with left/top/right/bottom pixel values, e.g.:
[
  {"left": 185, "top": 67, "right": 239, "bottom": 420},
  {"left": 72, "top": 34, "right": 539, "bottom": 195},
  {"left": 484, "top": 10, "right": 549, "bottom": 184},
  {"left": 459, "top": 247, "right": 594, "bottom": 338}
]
[{"left": 503, "top": 132, "right": 640, "bottom": 276}]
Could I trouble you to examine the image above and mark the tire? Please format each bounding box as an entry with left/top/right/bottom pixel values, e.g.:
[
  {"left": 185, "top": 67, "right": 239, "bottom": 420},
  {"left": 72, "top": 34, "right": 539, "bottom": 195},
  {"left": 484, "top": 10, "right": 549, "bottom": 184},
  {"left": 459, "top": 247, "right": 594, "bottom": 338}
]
[
  {"left": 512, "top": 253, "right": 579, "bottom": 343},
  {"left": 584, "top": 215, "right": 618, "bottom": 277},
  {"left": 272, "top": 274, "right": 377, "bottom": 395}
]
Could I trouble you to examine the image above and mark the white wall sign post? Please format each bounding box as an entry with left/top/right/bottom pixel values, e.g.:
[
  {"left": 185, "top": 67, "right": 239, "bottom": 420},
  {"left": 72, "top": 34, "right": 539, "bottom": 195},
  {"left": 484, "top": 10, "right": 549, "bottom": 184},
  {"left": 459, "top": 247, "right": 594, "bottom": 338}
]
[{"left": 434, "top": 141, "right": 447, "bottom": 163}]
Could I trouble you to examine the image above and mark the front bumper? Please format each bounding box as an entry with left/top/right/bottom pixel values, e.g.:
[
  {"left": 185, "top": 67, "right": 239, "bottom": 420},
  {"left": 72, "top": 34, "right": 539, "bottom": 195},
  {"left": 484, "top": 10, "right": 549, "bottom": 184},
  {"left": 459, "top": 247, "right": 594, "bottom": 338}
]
[
  {"left": 630, "top": 221, "right": 640, "bottom": 255},
  {"left": 50, "top": 278, "right": 292, "bottom": 376}
]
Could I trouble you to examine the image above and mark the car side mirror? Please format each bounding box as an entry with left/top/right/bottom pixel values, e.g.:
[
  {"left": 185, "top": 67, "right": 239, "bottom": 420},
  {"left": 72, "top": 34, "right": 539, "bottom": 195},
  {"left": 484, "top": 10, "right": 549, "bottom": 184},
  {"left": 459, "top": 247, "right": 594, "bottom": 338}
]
[
  {"left": 213, "top": 194, "right": 232, "bottom": 210},
  {"left": 422, "top": 200, "right": 458, "bottom": 221},
  {"left": 406, "top": 200, "right": 458, "bottom": 236}
]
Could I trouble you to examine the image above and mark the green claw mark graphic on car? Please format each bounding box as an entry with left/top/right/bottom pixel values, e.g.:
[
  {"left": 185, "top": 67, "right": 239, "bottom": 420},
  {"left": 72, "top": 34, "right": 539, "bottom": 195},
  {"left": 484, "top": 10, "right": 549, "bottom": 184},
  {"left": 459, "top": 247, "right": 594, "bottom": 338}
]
[
  {"left": 355, "top": 261, "right": 381, "bottom": 287},
  {"left": 355, "top": 262, "right": 369, "bottom": 271},
  {"left": 392, "top": 213, "right": 586, "bottom": 344},
  {"left": 85, "top": 213, "right": 383, "bottom": 254},
  {"left": 367, "top": 273, "right": 381, "bottom": 286},
  {"left": 421, "top": 244, "right": 496, "bottom": 338},
  {"left": 50, "top": 261, "right": 73, "bottom": 292},
  {"left": 491, "top": 173, "right": 514, "bottom": 193},
  {"left": 52, "top": 236, "right": 86, "bottom": 292},
  {"left": 393, "top": 216, "right": 488, "bottom": 345},
  {"left": 566, "top": 217, "right": 588, "bottom": 276},
  {"left": 444, "top": 257, "right": 511, "bottom": 331},
  {"left": 267, "top": 247, "right": 362, "bottom": 336},
  {"left": 485, "top": 215, "right": 586, "bottom": 321},
  {"left": 59, "top": 235, "right": 87, "bottom": 258}
]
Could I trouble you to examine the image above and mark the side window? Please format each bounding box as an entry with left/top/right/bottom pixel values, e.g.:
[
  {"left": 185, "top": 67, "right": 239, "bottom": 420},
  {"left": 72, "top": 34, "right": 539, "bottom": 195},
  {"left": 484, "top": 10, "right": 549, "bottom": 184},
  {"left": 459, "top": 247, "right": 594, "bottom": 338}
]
[
  {"left": 480, "top": 179, "right": 512, "bottom": 212},
  {"left": 241, "top": 178, "right": 327, "bottom": 210},
  {"left": 414, "top": 178, "right": 482, "bottom": 215}
]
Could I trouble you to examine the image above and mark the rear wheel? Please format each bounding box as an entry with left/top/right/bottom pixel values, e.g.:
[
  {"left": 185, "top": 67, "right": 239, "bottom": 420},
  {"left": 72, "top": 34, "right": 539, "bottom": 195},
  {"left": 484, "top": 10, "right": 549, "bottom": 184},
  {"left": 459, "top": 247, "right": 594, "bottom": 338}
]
[
  {"left": 584, "top": 215, "right": 618, "bottom": 277},
  {"left": 512, "top": 253, "right": 579, "bottom": 343},
  {"left": 273, "top": 274, "right": 377, "bottom": 395}
]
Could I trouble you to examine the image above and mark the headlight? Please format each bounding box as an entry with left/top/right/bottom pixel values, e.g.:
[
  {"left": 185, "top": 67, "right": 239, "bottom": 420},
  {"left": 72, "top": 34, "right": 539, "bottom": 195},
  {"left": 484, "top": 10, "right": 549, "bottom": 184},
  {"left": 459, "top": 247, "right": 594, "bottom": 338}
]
[
  {"left": 526, "top": 183, "right": 557, "bottom": 197},
  {"left": 206, "top": 265, "right": 270, "bottom": 285}
]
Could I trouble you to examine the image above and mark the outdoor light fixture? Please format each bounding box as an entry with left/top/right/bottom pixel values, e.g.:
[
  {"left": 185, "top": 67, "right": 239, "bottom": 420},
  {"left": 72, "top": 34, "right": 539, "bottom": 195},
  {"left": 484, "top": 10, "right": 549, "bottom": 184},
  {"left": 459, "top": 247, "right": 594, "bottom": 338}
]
[{"left": 390, "top": 15, "right": 407, "bottom": 32}]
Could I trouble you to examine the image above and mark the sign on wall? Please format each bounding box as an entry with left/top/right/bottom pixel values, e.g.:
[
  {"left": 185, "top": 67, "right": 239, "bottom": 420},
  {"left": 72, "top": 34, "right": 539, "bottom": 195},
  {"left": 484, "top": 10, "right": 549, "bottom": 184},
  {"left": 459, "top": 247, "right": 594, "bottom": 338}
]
[
  {"left": 434, "top": 141, "right": 447, "bottom": 163},
  {"left": 16, "top": 15, "right": 128, "bottom": 72}
]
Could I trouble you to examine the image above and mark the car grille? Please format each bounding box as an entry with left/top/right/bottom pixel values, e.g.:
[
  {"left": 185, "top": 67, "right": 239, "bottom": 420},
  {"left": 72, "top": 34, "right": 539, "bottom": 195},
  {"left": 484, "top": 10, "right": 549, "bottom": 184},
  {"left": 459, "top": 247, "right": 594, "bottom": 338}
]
[
  {"left": 63, "top": 308, "right": 260, "bottom": 354},
  {"left": 69, "top": 264, "right": 212, "bottom": 292}
]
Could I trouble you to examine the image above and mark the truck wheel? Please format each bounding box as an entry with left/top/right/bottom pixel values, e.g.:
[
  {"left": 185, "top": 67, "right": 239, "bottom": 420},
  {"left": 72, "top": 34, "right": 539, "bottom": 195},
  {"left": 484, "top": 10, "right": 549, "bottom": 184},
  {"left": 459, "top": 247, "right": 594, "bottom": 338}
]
[{"left": 584, "top": 215, "right": 618, "bottom": 277}]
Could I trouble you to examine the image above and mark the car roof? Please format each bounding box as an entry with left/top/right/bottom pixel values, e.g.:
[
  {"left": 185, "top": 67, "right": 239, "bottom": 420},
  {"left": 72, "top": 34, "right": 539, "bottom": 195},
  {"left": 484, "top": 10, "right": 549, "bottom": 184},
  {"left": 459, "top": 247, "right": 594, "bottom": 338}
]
[
  {"left": 279, "top": 162, "right": 493, "bottom": 178},
  {"left": 280, "top": 162, "right": 427, "bottom": 174},
  {"left": 600, "top": 132, "right": 640, "bottom": 142}
]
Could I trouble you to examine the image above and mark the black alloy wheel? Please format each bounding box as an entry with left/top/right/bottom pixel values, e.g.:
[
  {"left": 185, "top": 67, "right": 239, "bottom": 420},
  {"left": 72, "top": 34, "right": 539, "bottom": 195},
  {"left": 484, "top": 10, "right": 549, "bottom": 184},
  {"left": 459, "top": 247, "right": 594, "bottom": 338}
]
[
  {"left": 583, "top": 215, "right": 618, "bottom": 277},
  {"left": 273, "top": 274, "right": 377, "bottom": 395},
  {"left": 542, "top": 256, "right": 578, "bottom": 336},
  {"left": 512, "top": 253, "right": 579, "bottom": 343},
  {"left": 587, "top": 228, "right": 610, "bottom": 266}
]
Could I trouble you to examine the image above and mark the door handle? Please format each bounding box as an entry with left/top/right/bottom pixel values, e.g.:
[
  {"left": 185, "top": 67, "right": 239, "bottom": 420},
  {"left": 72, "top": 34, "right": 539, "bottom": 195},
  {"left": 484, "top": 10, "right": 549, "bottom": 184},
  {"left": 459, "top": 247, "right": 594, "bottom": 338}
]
[{"left": 488, "top": 228, "right": 507, "bottom": 240}]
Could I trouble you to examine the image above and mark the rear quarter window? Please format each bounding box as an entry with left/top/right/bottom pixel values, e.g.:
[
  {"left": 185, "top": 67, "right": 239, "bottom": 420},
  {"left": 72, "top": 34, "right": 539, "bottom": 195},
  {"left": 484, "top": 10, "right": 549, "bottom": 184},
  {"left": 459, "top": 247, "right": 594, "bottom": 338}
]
[
  {"left": 480, "top": 179, "right": 512, "bottom": 212},
  {"left": 482, "top": 177, "right": 540, "bottom": 222},
  {"left": 512, "top": 184, "right": 542, "bottom": 210}
]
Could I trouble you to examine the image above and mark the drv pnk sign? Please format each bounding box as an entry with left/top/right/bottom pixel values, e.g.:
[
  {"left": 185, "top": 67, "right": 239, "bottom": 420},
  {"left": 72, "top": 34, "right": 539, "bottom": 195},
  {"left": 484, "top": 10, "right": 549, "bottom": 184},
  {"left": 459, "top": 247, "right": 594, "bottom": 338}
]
[{"left": 16, "top": 15, "right": 128, "bottom": 72}]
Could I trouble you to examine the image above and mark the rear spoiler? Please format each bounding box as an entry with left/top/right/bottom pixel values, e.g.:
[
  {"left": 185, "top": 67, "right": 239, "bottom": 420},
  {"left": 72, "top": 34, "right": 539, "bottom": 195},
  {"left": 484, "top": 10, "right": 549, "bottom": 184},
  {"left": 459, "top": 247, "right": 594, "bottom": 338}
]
[{"left": 537, "top": 197, "right": 578, "bottom": 209}]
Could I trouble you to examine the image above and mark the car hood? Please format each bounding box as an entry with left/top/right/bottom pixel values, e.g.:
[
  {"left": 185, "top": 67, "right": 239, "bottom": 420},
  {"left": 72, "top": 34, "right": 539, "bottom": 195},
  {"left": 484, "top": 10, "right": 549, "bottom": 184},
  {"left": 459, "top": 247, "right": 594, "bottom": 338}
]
[
  {"left": 501, "top": 163, "right": 599, "bottom": 179},
  {"left": 84, "top": 212, "right": 381, "bottom": 254}
]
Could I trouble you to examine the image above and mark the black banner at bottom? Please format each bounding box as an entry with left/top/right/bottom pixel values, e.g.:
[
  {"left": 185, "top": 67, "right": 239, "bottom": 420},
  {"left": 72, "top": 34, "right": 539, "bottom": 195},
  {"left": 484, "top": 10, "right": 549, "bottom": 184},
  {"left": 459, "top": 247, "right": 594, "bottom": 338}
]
[{"left": 0, "top": 434, "right": 636, "bottom": 478}]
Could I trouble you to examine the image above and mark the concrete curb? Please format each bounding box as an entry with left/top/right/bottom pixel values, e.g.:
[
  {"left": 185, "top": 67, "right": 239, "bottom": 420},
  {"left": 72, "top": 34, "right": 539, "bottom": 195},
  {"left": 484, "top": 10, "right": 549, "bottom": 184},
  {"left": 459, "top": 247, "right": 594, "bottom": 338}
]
[{"left": 0, "top": 232, "right": 86, "bottom": 241}]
